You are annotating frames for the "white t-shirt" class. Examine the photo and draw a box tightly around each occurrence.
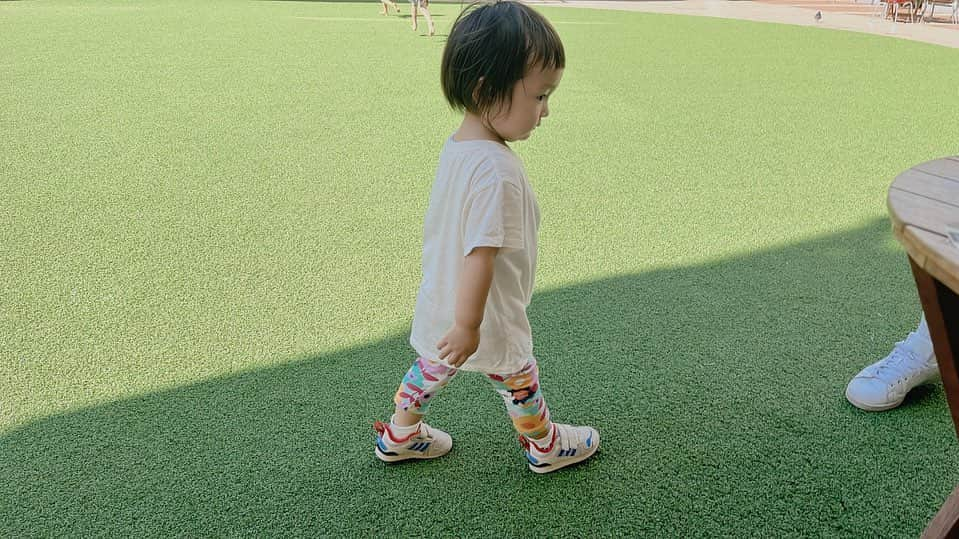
[409,136,540,374]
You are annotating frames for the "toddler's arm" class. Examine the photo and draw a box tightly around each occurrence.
[436,246,499,367]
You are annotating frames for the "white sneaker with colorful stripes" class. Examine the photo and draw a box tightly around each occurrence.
[521,423,599,474]
[373,420,453,462]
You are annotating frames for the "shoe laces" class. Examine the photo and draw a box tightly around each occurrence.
[870,341,930,384]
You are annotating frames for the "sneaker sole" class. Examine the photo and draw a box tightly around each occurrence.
[375,445,451,463]
[844,386,904,412]
[527,432,600,474]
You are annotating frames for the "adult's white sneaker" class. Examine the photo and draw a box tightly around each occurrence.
[846,332,938,411]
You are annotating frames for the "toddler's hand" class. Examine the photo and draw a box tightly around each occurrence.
[436,325,480,367]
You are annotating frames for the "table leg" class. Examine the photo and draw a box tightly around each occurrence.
[909,257,959,538]
[923,484,959,539]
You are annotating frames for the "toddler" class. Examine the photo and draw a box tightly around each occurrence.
[374,0,599,474]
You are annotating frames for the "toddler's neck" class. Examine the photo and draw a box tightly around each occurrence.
[454,113,507,146]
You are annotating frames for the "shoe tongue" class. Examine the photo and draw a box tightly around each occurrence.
[530,426,558,453]
[385,422,421,443]
[903,331,935,362]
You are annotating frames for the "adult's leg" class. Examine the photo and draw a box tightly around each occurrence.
[419,5,436,35]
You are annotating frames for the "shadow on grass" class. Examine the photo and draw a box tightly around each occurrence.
[2,218,957,536]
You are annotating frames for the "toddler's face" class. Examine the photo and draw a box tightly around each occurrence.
[487,65,563,142]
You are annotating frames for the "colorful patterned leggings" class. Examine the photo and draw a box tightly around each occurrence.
[394,356,552,440]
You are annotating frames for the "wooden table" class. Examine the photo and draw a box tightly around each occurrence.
[887,156,959,538]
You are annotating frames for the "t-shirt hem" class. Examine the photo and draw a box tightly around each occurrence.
[410,336,532,375]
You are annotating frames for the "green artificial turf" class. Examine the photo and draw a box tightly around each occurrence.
[2,0,958,536]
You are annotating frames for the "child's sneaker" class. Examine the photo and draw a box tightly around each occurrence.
[521,423,599,474]
[373,420,452,462]
[845,332,939,411]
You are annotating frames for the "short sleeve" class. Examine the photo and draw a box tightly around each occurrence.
[462,179,525,257]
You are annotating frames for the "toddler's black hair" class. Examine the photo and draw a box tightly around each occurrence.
[441,1,565,115]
